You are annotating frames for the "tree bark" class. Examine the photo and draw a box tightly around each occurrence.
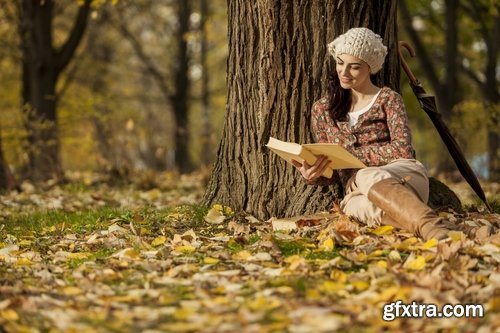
[200,0,212,167]
[19,0,91,181]
[172,0,194,173]
[203,0,400,220]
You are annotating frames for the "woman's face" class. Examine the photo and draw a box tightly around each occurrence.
[336,54,371,90]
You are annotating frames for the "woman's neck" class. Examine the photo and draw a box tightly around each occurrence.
[351,83,380,101]
[349,84,381,112]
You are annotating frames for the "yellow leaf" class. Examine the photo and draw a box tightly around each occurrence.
[18,239,32,247]
[0,309,19,321]
[306,289,321,300]
[203,257,220,265]
[356,252,368,262]
[396,237,418,250]
[418,238,439,250]
[377,286,399,302]
[60,286,83,296]
[405,255,426,270]
[151,235,167,247]
[371,225,393,235]
[68,252,92,260]
[351,280,370,291]
[320,280,345,293]
[140,227,151,235]
[16,258,32,266]
[213,204,233,215]
[330,270,348,283]
[109,294,141,303]
[124,248,141,259]
[369,249,384,257]
[285,255,307,270]
[204,207,225,224]
[167,213,184,220]
[232,250,252,260]
[174,245,195,254]
[388,250,402,262]
[319,237,335,251]
[449,230,465,241]
[376,260,388,269]
[246,296,281,311]
[42,226,57,234]
[173,307,196,320]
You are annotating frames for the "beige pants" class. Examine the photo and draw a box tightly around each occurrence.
[340,159,429,227]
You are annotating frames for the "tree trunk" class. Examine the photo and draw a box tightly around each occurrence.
[0,128,12,191]
[172,0,194,173]
[85,6,119,172]
[200,0,212,167]
[19,0,91,182]
[203,0,400,220]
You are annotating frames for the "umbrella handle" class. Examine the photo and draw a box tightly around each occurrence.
[398,41,419,86]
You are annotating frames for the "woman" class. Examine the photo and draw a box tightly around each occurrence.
[292,27,496,242]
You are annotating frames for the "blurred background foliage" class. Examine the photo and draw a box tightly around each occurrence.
[0,0,497,186]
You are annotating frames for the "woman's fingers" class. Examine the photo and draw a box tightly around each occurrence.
[307,156,331,180]
[291,156,331,181]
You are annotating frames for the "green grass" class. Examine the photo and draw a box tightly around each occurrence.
[1,207,128,237]
[273,238,308,256]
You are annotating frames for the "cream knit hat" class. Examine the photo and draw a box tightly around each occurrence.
[327,27,388,74]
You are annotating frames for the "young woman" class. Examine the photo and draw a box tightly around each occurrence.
[292,27,496,242]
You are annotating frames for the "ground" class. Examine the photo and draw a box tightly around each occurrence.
[0,171,499,332]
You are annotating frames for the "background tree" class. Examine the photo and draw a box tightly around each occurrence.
[399,0,499,181]
[19,0,92,181]
[116,0,194,174]
[203,0,400,220]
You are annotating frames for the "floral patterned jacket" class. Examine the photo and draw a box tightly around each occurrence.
[307,86,415,188]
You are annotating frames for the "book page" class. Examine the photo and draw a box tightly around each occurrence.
[303,144,366,169]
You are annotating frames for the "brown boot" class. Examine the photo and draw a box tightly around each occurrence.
[368,178,450,241]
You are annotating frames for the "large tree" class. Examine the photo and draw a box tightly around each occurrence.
[203,0,400,220]
[19,0,92,181]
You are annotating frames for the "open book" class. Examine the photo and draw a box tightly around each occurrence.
[266,137,366,178]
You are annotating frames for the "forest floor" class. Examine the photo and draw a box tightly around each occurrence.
[0,171,499,332]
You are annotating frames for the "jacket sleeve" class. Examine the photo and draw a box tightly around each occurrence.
[307,100,338,186]
[351,91,415,166]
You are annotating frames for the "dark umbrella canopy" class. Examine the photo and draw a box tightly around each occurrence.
[399,42,493,212]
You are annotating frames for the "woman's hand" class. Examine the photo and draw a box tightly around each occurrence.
[291,155,331,182]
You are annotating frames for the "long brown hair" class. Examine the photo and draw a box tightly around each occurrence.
[327,72,351,122]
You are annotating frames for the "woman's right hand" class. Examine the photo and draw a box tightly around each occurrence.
[291,155,331,182]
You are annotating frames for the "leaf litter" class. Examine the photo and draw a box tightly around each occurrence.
[0,172,499,332]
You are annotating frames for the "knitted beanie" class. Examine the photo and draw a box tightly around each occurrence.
[327,27,388,74]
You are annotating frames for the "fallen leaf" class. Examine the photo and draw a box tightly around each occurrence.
[151,235,167,247]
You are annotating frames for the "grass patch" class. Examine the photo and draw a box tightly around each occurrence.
[1,207,127,237]
[274,238,308,256]
[305,250,340,260]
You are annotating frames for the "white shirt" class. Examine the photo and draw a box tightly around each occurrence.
[348,90,382,127]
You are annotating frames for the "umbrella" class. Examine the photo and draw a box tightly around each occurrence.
[398,41,493,213]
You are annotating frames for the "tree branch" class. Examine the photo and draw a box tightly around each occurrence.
[459,63,484,87]
[398,0,442,94]
[115,15,172,102]
[55,0,92,73]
